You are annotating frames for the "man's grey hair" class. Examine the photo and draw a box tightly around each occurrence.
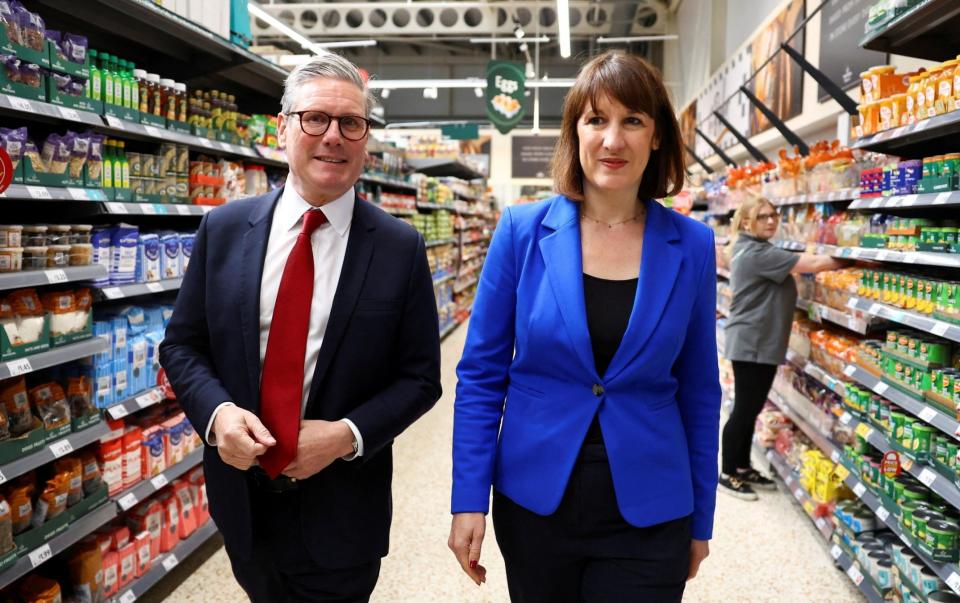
[280,52,375,117]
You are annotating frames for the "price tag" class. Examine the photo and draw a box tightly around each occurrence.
[815,517,826,530]
[151,389,165,403]
[853,482,866,497]
[847,565,864,585]
[175,204,191,215]
[102,287,122,300]
[876,251,890,261]
[840,412,853,425]
[914,119,931,131]
[201,205,213,214]
[946,572,960,593]
[49,439,73,458]
[876,506,890,522]
[873,382,889,396]
[932,322,950,337]
[849,248,862,259]
[831,544,843,560]
[25,185,52,200]
[146,282,164,293]
[28,544,52,568]
[846,297,858,310]
[934,193,951,205]
[150,474,169,490]
[44,269,68,284]
[855,423,874,439]
[105,115,125,129]
[903,253,918,264]
[785,475,795,486]
[66,187,88,201]
[868,303,882,315]
[57,106,81,121]
[831,450,841,463]
[135,393,155,409]
[902,195,918,207]
[919,407,938,422]
[108,404,129,419]
[198,138,213,148]
[219,142,232,152]
[119,590,137,603]
[793,488,804,500]
[118,492,138,510]
[919,468,937,487]
[141,204,157,215]
[143,125,162,138]
[106,202,127,214]
[869,198,882,208]
[6,96,34,114]
[5,358,32,377]
[162,554,179,572]
[0,470,6,486]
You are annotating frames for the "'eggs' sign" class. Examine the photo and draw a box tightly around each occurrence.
[486,61,525,134]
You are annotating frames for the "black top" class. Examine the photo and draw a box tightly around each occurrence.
[583,273,638,444]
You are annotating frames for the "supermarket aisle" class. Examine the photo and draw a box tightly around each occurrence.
[151,322,862,602]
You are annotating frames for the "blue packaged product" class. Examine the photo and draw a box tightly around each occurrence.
[92,319,113,363]
[160,305,173,326]
[136,234,161,283]
[91,227,112,286]
[110,224,139,285]
[145,331,164,387]
[112,315,128,365]
[118,305,147,335]
[92,360,113,408]
[127,334,147,394]
[113,356,129,401]
[179,233,195,273]
[141,306,164,332]
[160,233,181,279]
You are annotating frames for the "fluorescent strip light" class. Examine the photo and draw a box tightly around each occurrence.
[469,36,550,44]
[248,3,323,53]
[597,35,679,43]
[368,79,576,90]
[556,0,571,58]
[312,40,377,49]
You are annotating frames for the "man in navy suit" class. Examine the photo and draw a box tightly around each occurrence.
[159,52,441,602]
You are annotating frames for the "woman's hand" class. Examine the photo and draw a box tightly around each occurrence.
[448,513,488,586]
[687,539,710,580]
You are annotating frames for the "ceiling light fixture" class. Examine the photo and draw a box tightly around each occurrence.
[366,78,575,90]
[597,35,679,43]
[311,40,377,49]
[474,87,483,98]
[423,87,439,99]
[248,3,324,54]
[556,0,571,58]
[468,36,550,44]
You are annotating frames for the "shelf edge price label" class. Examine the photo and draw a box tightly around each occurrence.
[102,287,122,300]
[67,187,88,201]
[873,382,889,396]
[853,482,866,498]
[145,282,164,293]
[815,517,826,530]
[25,185,52,200]
[839,412,853,425]
[830,544,843,560]
[0,470,6,486]
[876,251,889,261]
[855,423,873,440]
[106,202,126,214]
[135,393,155,409]
[198,138,212,148]
[5,357,33,377]
[58,107,81,121]
[843,365,857,377]
[934,193,951,205]
[118,492,139,511]
[162,554,179,572]
[28,544,53,568]
[150,474,169,490]
[793,487,803,501]
[902,195,918,206]
[44,269,68,284]
[876,506,890,522]
[849,248,861,259]
[830,450,841,463]
[119,590,137,603]
[141,204,157,215]
[175,204,190,215]
[8,95,33,112]
[108,404,129,420]
[919,407,938,422]
[105,115,125,129]
[49,439,73,458]
[919,468,937,487]
[946,572,960,593]
[847,565,864,586]
[932,322,951,337]
[143,125,162,138]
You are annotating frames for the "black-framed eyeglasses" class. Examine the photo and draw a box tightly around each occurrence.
[755,211,780,222]
[287,110,371,141]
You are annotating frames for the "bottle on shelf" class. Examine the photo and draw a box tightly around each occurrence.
[133,69,148,114]
[88,49,101,101]
[175,82,188,123]
[127,61,139,111]
[102,140,114,189]
[101,52,114,106]
[118,141,130,189]
[110,55,123,109]
[147,73,162,117]
[159,78,176,121]
[119,59,131,110]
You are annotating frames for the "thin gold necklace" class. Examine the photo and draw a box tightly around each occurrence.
[580,206,646,229]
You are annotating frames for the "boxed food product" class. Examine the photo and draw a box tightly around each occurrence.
[118,540,136,588]
[101,550,119,597]
[134,530,152,577]
[98,435,124,496]
[158,491,180,553]
[127,499,164,561]
[122,426,143,490]
[173,479,196,539]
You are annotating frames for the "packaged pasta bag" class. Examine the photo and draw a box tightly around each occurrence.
[67,376,96,420]
[17,574,62,603]
[67,540,103,603]
[23,138,43,172]
[7,483,32,534]
[0,127,27,171]
[0,2,17,44]
[66,131,89,179]
[85,133,104,182]
[79,449,103,496]
[0,377,32,436]
[28,382,71,431]
[18,61,40,88]
[31,472,70,528]
[18,5,44,51]
[54,456,83,507]
[41,133,69,175]
[0,494,14,554]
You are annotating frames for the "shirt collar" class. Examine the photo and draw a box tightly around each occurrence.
[276,184,355,237]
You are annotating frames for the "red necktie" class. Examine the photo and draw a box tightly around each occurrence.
[258,209,328,478]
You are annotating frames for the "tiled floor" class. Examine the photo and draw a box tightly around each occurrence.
[145,322,862,602]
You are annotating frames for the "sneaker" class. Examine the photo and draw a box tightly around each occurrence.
[718,474,759,501]
[737,468,777,491]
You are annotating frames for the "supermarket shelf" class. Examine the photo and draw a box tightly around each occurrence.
[850,109,960,157]
[105,386,167,421]
[0,183,108,202]
[0,502,117,590]
[0,266,108,293]
[859,0,960,62]
[98,279,183,301]
[769,188,860,206]
[439,321,459,341]
[785,349,847,397]
[453,276,478,294]
[406,158,484,180]
[0,337,110,380]
[833,246,960,269]
[768,387,840,461]
[773,239,807,252]
[114,448,204,512]
[846,296,960,344]
[426,238,457,248]
[361,175,418,193]
[432,274,454,288]
[109,520,218,603]
[0,94,105,127]
[797,299,874,335]
[0,420,109,487]
[849,191,960,210]
[379,206,418,217]
[101,115,263,162]
[255,146,287,166]
[766,448,836,541]
[418,202,456,212]
[101,202,214,216]
[843,362,960,444]
[716,266,731,280]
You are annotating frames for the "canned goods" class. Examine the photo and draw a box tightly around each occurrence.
[891,411,908,440]
[926,519,959,561]
[903,420,915,449]
[929,590,960,602]
[913,508,943,542]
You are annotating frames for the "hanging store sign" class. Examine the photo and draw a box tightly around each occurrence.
[486,60,525,134]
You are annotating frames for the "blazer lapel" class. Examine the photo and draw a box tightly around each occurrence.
[305,197,375,412]
[605,200,681,381]
[239,188,282,411]
[538,196,598,379]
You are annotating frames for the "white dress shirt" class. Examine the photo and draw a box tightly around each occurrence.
[205,184,364,459]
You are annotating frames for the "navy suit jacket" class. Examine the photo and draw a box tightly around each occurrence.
[159,188,441,567]
[452,195,721,540]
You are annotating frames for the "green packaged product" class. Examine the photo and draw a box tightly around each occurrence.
[913,423,935,460]
[890,410,908,440]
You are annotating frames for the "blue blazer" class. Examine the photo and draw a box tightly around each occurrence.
[452,195,721,540]
[159,189,441,567]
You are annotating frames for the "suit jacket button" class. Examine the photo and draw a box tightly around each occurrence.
[592,384,604,396]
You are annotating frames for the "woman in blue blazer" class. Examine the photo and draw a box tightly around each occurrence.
[448,51,722,602]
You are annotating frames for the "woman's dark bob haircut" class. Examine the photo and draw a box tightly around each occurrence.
[551,51,686,201]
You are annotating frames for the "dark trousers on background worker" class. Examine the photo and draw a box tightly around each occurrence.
[721,360,779,476]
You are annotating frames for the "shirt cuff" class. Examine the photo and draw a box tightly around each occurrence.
[205,401,236,446]
[340,418,364,461]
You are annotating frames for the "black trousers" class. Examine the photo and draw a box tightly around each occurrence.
[492,438,692,603]
[721,360,779,476]
[224,484,380,603]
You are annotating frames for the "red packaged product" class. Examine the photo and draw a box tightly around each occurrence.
[122,426,143,490]
[98,437,124,496]
[117,541,136,588]
[134,530,152,577]
[95,532,112,556]
[157,491,180,552]
[127,500,163,561]
[109,525,130,551]
[188,469,208,526]
[101,550,119,597]
[173,480,196,539]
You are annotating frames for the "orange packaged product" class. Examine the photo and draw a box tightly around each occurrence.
[173,479,196,539]
[80,449,103,496]
[878,98,894,131]
[935,62,955,115]
[31,472,70,528]
[891,93,909,127]
[923,69,940,119]
[158,491,180,552]
[40,289,76,314]
[98,436,124,496]
[28,381,71,430]
[118,541,136,588]
[127,500,164,561]
[67,376,96,420]
[67,541,103,603]
[74,287,92,312]
[102,550,119,598]
[0,376,34,436]
[134,530,152,577]
[7,483,33,534]
[0,495,14,554]
[122,426,143,490]
[53,456,84,507]
[17,574,62,603]
[9,288,43,316]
